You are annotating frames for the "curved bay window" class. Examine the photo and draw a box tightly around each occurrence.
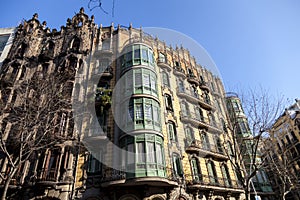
[122,98,161,132]
[121,44,155,71]
[123,68,158,97]
[120,134,165,178]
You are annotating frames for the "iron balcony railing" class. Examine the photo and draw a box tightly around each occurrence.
[176,87,214,110]
[186,174,242,189]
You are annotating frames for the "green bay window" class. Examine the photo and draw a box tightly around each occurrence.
[120,134,165,178]
[124,68,158,97]
[121,44,155,70]
[124,98,161,132]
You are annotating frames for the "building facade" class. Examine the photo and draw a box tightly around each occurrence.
[260,99,300,200]
[225,93,274,200]
[0,8,245,200]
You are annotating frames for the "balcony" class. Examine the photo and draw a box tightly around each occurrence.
[173,66,186,78]
[176,88,214,110]
[101,168,178,187]
[187,74,199,85]
[186,174,243,192]
[92,66,113,79]
[180,111,208,129]
[157,58,172,71]
[185,139,228,160]
[36,169,58,185]
[199,80,210,91]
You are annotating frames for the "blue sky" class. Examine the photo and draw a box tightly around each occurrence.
[1,0,299,102]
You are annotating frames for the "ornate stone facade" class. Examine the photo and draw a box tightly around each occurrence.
[0,8,244,200]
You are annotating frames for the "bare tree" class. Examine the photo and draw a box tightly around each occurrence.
[0,71,71,200]
[261,138,297,200]
[224,87,285,200]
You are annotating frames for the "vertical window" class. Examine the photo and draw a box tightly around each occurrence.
[173,154,183,177]
[133,45,141,64]
[70,37,80,51]
[221,164,231,187]
[147,142,155,163]
[181,102,189,116]
[159,52,166,63]
[191,158,201,181]
[168,121,177,142]
[204,91,210,104]
[185,127,194,146]
[215,136,224,154]
[165,94,173,111]
[232,101,241,112]
[87,153,102,174]
[127,143,134,166]
[141,46,148,62]
[178,80,185,92]
[195,107,204,121]
[290,131,298,142]
[207,160,218,184]
[135,103,143,124]
[201,132,210,150]
[156,144,163,164]
[145,103,152,121]
[102,39,110,50]
[137,142,146,163]
[162,71,170,87]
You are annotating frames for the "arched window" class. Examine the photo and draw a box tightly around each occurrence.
[195,107,204,121]
[207,160,218,185]
[172,153,183,177]
[70,37,80,51]
[221,163,232,187]
[201,131,210,150]
[180,101,189,116]
[178,79,185,92]
[16,42,27,57]
[190,157,202,182]
[162,71,170,87]
[168,121,177,142]
[165,94,173,111]
[215,136,224,154]
[185,127,194,146]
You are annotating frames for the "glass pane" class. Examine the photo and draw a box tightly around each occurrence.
[135,72,142,87]
[150,75,156,91]
[156,144,163,164]
[145,104,152,120]
[143,74,150,88]
[137,142,146,163]
[127,144,134,165]
[153,106,159,123]
[147,142,155,163]
[135,103,143,120]
[168,123,174,140]
[142,48,148,62]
